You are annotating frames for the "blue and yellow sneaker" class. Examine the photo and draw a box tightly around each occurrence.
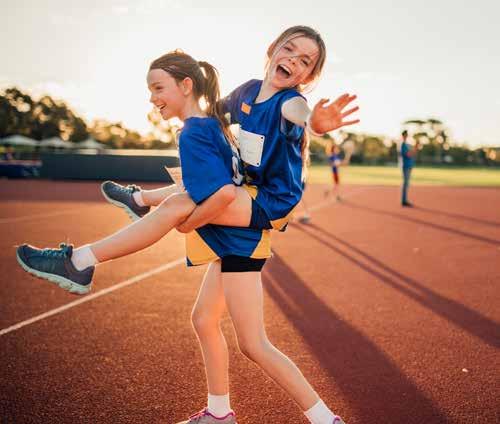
[101,181,150,221]
[16,243,94,295]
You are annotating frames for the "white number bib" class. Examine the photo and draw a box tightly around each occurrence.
[238,128,265,167]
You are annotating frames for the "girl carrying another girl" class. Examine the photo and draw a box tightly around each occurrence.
[17,26,359,423]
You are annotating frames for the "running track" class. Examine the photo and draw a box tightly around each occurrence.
[1,180,499,423]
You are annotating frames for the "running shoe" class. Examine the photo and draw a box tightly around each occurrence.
[16,243,94,294]
[176,408,237,424]
[101,181,150,221]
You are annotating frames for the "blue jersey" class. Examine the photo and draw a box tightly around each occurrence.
[400,142,415,169]
[328,153,341,170]
[223,79,305,231]
[178,117,271,266]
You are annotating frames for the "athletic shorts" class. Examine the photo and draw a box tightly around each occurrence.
[221,255,267,273]
[249,199,273,230]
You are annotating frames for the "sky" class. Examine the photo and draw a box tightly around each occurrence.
[1,0,499,147]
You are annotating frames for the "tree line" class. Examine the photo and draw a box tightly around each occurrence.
[1,86,498,166]
[0,87,177,150]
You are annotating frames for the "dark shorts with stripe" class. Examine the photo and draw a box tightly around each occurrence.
[221,255,267,273]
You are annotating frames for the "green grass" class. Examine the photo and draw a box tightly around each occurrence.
[308,165,500,187]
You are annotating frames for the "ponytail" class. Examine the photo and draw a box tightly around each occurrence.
[198,61,236,147]
[301,132,311,182]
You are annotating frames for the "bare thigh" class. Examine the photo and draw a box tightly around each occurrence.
[192,261,226,323]
[209,186,253,227]
[222,272,267,347]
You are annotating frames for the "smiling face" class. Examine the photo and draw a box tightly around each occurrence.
[267,35,320,90]
[147,68,186,121]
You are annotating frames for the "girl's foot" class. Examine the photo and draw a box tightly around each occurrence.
[101,181,151,221]
[176,408,237,424]
[333,416,346,424]
[16,243,94,294]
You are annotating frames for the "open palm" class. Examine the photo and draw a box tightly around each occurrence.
[310,94,359,134]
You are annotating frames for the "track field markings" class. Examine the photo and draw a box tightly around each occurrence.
[0,257,185,337]
[1,186,370,337]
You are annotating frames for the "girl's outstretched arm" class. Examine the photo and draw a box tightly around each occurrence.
[281,95,360,135]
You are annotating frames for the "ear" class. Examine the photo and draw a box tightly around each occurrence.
[180,77,193,96]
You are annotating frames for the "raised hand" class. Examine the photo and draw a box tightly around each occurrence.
[309,94,359,134]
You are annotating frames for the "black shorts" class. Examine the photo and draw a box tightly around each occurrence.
[221,255,267,273]
[249,199,273,230]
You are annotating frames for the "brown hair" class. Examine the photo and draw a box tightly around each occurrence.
[267,26,327,180]
[149,50,234,145]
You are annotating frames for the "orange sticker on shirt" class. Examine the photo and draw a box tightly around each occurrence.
[241,102,251,114]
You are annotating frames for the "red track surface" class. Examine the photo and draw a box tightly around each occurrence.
[1,180,499,424]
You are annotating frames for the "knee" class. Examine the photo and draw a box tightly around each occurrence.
[158,193,192,219]
[191,309,219,335]
[238,338,269,363]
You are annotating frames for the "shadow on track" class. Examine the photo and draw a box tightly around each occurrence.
[294,222,500,349]
[263,253,450,424]
[343,201,500,247]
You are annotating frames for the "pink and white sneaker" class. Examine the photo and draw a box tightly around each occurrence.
[333,416,346,424]
[176,408,237,424]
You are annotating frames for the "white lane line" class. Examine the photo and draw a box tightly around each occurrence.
[0,257,185,337]
[1,185,373,337]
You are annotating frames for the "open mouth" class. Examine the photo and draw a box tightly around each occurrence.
[276,64,291,78]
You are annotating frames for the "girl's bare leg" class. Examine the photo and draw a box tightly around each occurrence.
[91,192,195,262]
[141,184,180,206]
[203,186,253,227]
[93,185,252,263]
[222,272,319,411]
[191,261,230,395]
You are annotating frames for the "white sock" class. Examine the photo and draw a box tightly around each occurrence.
[207,393,232,418]
[304,399,336,424]
[71,244,99,271]
[132,190,146,206]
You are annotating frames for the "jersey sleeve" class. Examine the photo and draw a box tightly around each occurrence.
[222,80,258,124]
[179,124,233,204]
[279,91,306,142]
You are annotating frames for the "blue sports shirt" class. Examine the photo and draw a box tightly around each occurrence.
[223,79,305,230]
[329,153,340,170]
[178,117,271,266]
[400,142,415,169]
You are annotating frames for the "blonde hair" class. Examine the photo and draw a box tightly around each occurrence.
[267,26,327,180]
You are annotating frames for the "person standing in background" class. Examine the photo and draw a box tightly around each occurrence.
[400,130,419,207]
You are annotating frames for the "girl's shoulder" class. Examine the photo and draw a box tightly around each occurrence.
[279,87,305,102]
[183,116,219,132]
[226,79,262,103]
[239,79,262,92]
[180,117,219,142]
